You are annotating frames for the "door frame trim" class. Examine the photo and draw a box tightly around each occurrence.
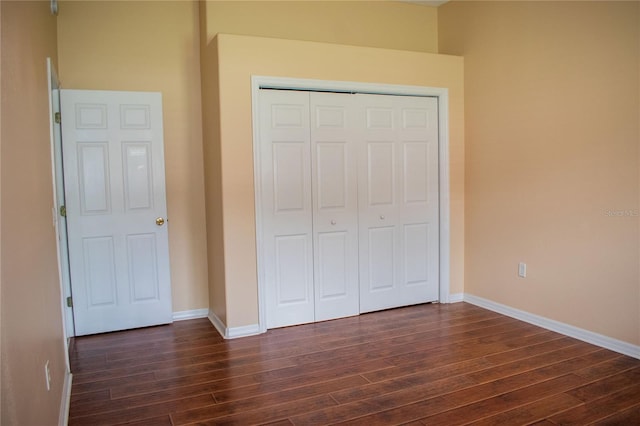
[47,58,75,355]
[251,76,451,334]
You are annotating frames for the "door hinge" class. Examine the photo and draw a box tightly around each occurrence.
[66,297,73,308]
[59,205,66,217]
[54,112,61,124]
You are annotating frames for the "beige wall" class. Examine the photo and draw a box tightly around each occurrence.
[1,1,67,424]
[439,1,640,345]
[57,1,208,312]
[209,34,464,327]
[199,5,227,324]
[203,0,438,53]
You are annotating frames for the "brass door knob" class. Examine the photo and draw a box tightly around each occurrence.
[156,217,165,226]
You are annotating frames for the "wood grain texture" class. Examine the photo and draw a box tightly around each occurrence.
[67,303,640,425]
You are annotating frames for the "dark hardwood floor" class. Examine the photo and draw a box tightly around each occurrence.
[68,302,640,425]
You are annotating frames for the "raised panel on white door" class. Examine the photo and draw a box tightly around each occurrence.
[122,142,153,211]
[368,142,394,206]
[403,223,428,286]
[316,143,346,210]
[366,108,393,129]
[75,104,107,129]
[275,235,311,305]
[273,142,306,212]
[126,233,159,302]
[403,142,430,204]
[310,92,359,322]
[120,105,151,129]
[368,226,395,292]
[402,108,430,129]
[83,236,117,307]
[403,222,438,303]
[260,90,314,328]
[317,232,348,299]
[78,143,111,215]
[272,104,305,128]
[316,106,346,128]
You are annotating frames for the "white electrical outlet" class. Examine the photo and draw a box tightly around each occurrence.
[44,360,51,391]
[518,262,527,278]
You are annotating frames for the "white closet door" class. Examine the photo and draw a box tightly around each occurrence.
[310,92,359,321]
[260,90,315,328]
[357,94,439,312]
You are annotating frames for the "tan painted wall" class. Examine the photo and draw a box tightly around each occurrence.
[210,34,464,327]
[199,3,227,323]
[57,1,208,312]
[0,0,4,419]
[1,1,67,424]
[203,0,438,53]
[439,1,640,345]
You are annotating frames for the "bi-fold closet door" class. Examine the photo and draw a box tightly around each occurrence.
[259,89,439,329]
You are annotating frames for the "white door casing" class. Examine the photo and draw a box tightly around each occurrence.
[357,94,440,312]
[61,89,172,336]
[310,92,360,321]
[252,76,451,334]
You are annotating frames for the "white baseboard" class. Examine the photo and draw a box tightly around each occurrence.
[172,309,209,321]
[448,293,464,303]
[58,371,72,426]
[207,310,227,338]
[464,294,640,360]
[208,310,262,339]
[227,323,262,339]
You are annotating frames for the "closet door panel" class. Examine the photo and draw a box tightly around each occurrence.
[358,95,399,312]
[358,94,439,312]
[311,92,359,321]
[260,90,315,328]
[398,98,440,304]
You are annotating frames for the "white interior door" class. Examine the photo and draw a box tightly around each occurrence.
[357,94,439,312]
[61,89,172,336]
[260,90,315,328]
[310,92,359,321]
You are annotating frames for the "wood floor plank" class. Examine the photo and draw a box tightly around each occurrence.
[363,325,552,383]
[294,369,585,425]
[69,394,215,426]
[152,355,298,381]
[593,403,640,425]
[67,303,640,426]
[416,382,584,425]
[567,366,640,402]
[548,384,640,425]
[467,344,605,384]
[330,358,489,405]
[71,381,222,418]
[69,389,110,405]
[329,374,586,426]
[108,370,259,399]
[214,358,394,404]
[113,414,173,426]
[172,375,367,424]
[465,393,584,426]
[260,420,294,426]
[71,372,157,395]
[572,354,640,380]
[175,394,337,425]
